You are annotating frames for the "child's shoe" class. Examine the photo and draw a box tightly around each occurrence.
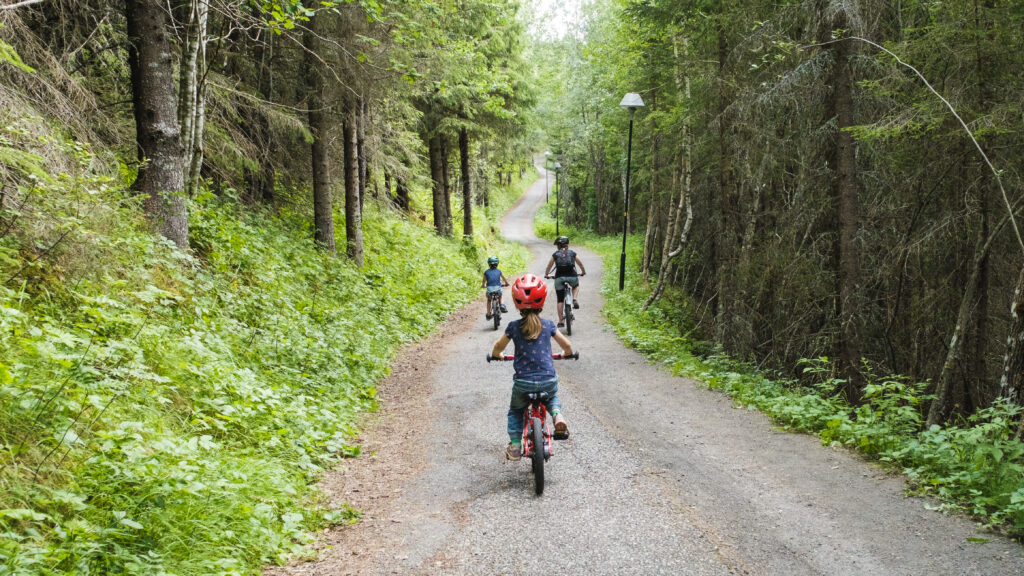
[486,312,493,320]
[500,304,508,313]
[505,442,521,461]
[573,301,580,309]
[553,414,570,440]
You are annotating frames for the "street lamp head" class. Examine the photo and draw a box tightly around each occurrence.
[553,162,561,170]
[544,151,551,156]
[620,92,645,116]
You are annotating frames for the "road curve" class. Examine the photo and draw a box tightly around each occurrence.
[268,164,1024,576]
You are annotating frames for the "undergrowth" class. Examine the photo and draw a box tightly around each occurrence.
[538,205,1024,538]
[0,118,528,574]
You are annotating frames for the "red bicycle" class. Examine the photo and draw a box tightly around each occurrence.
[486,352,579,495]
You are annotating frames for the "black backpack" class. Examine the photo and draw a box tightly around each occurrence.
[553,249,575,271]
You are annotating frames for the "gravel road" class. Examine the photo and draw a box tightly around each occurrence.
[267,166,1024,576]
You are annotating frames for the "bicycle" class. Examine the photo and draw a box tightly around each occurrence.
[486,352,579,495]
[545,275,576,335]
[487,291,502,330]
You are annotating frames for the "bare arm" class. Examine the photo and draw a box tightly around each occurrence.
[491,334,511,358]
[552,330,573,355]
[500,273,509,286]
[544,257,555,276]
[575,256,586,276]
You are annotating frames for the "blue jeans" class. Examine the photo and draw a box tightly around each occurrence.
[507,377,561,442]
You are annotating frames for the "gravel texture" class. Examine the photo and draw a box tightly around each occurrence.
[266,164,1024,576]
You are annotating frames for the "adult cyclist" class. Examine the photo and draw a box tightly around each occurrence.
[544,236,586,328]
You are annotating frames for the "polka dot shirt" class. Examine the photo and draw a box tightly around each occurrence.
[505,318,558,381]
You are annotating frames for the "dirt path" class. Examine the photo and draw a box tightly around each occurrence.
[266,166,1024,576]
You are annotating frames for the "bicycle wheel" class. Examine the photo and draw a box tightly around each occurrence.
[564,295,573,336]
[531,417,544,495]
[493,300,501,330]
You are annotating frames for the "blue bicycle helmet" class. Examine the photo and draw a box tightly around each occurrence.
[487,256,500,266]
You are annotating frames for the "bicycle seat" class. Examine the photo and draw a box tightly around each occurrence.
[525,391,550,402]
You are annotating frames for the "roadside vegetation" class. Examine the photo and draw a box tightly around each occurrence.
[0,1,532,572]
[0,124,528,574]
[538,204,1024,537]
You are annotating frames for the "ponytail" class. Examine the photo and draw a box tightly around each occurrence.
[520,310,542,341]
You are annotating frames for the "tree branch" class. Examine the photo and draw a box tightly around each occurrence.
[0,0,46,9]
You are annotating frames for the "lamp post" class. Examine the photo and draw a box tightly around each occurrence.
[544,150,551,202]
[553,161,562,235]
[619,92,645,291]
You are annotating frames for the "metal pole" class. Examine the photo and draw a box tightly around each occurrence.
[557,168,565,235]
[545,165,549,202]
[619,112,634,291]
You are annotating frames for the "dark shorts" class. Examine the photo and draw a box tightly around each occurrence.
[554,276,579,302]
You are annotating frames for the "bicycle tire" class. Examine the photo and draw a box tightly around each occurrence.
[531,417,544,495]
[565,294,573,336]
[493,304,501,330]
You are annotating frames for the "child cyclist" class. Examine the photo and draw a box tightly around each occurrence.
[482,256,509,319]
[490,274,572,460]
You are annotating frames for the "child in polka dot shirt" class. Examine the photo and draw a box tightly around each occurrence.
[490,274,572,461]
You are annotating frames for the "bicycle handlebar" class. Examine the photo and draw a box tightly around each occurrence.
[487,352,579,362]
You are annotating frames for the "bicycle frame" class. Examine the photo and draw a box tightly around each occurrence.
[521,398,551,460]
[486,352,578,496]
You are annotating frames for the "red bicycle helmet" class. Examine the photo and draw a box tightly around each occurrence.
[511,274,547,310]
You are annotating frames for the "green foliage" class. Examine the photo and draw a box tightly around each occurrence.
[576,229,1024,537]
[0,134,524,574]
[0,25,34,74]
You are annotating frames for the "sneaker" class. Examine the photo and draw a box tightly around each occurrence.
[500,304,508,313]
[573,301,580,309]
[505,442,521,461]
[486,313,492,320]
[557,321,565,327]
[553,415,570,440]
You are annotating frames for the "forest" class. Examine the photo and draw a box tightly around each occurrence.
[535,0,1024,424]
[1,0,1024,573]
[0,0,533,573]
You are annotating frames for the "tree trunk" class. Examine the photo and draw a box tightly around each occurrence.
[248,28,276,205]
[395,177,409,212]
[644,149,693,311]
[641,88,660,283]
[303,23,334,253]
[460,127,473,239]
[928,221,992,425]
[126,0,188,249]
[344,102,363,266]
[832,27,864,402]
[641,199,659,283]
[715,26,739,354]
[1000,268,1024,410]
[441,136,452,231]
[970,0,995,411]
[429,133,450,236]
[645,32,692,312]
[357,97,367,214]
[176,0,208,199]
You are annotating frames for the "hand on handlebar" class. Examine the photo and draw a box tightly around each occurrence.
[488,352,579,361]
